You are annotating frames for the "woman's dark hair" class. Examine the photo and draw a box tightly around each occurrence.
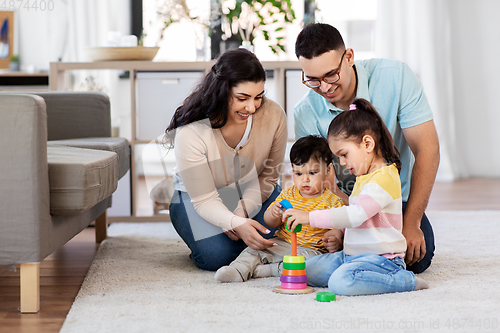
[164,48,266,147]
[327,98,402,172]
[295,23,345,59]
[290,135,333,166]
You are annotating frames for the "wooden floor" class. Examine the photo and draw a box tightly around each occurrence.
[1,177,499,333]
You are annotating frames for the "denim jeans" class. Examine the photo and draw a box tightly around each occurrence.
[306,251,416,296]
[403,202,435,274]
[169,185,281,271]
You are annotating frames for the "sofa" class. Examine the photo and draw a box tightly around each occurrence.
[0,91,130,313]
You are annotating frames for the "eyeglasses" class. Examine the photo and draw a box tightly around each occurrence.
[302,50,347,88]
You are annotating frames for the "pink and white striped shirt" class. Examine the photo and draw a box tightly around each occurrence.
[309,164,406,258]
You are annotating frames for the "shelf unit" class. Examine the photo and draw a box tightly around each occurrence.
[49,60,303,222]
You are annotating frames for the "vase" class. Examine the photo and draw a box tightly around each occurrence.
[240,41,254,53]
[9,61,19,71]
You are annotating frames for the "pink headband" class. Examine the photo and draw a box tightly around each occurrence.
[349,104,357,111]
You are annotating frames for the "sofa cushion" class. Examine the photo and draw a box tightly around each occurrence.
[48,137,130,179]
[47,146,118,215]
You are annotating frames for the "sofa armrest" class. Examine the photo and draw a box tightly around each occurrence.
[34,91,111,140]
[0,94,51,266]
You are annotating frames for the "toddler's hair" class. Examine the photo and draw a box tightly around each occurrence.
[327,98,402,172]
[290,135,333,166]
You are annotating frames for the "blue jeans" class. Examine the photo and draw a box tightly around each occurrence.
[169,185,281,271]
[306,251,416,296]
[403,202,435,274]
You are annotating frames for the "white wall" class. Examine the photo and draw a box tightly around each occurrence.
[16,8,51,71]
[375,0,500,179]
[16,0,131,71]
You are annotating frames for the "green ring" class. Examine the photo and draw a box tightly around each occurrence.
[316,292,336,302]
[286,223,302,233]
[282,262,306,270]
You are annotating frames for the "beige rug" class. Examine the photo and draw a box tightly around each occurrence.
[60,211,500,333]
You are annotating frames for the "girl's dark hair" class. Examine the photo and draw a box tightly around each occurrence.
[327,98,402,172]
[295,23,345,59]
[164,48,266,147]
[290,135,333,166]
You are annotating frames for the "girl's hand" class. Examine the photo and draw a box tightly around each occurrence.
[322,228,344,253]
[282,209,310,231]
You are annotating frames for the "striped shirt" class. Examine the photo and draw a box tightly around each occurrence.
[309,164,406,257]
[270,185,344,252]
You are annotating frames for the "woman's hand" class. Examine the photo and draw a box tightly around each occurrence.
[224,229,241,241]
[322,228,344,253]
[282,208,310,231]
[233,219,277,251]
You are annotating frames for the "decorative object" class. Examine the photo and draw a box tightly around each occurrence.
[0,11,14,69]
[220,0,296,54]
[273,199,314,294]
[154,0,209,61]
[9,54,19,71]
[84,46,160,61]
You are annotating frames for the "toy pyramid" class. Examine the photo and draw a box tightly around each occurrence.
[273,199,314,294]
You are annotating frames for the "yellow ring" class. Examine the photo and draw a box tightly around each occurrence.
[283,255,305,264]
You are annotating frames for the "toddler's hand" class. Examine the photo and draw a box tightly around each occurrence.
[270,202,284,219]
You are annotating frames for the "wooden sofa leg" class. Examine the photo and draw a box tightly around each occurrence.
[20,262,40,313]
[95,211,108,243]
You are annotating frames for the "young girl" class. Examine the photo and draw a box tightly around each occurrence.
[283,98,429,295]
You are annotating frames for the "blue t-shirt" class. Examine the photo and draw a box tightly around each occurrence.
[294,58,434,201]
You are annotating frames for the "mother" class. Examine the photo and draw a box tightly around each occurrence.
[165,48,287,271]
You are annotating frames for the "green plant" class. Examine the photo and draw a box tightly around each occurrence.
[220,0,296,54]
[10,54,19,62]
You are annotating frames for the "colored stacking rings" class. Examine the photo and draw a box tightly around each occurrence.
[282,255,306,270]
[280,255,308,290]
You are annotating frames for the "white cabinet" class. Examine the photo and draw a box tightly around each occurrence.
[135,71,204,141]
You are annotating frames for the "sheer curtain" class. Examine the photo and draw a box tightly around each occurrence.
[47,0,131,62]
[374,0,458,180]
[375,0,500,180]
[47,0,132,137]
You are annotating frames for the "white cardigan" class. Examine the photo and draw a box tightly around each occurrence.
[173,99,287,230]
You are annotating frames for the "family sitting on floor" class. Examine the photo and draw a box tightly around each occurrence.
[164,23,439,296]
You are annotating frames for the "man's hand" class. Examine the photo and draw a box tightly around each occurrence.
[233,219,277,251]
[402,223,426,265]
[322,228,344,253]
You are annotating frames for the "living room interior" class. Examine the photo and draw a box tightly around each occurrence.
[1,0,500,332]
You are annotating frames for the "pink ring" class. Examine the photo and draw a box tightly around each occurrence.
[281,282,308,289]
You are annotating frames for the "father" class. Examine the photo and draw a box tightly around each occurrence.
[293,23,439,274]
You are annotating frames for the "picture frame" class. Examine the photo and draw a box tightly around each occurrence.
[0,11,14,69]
